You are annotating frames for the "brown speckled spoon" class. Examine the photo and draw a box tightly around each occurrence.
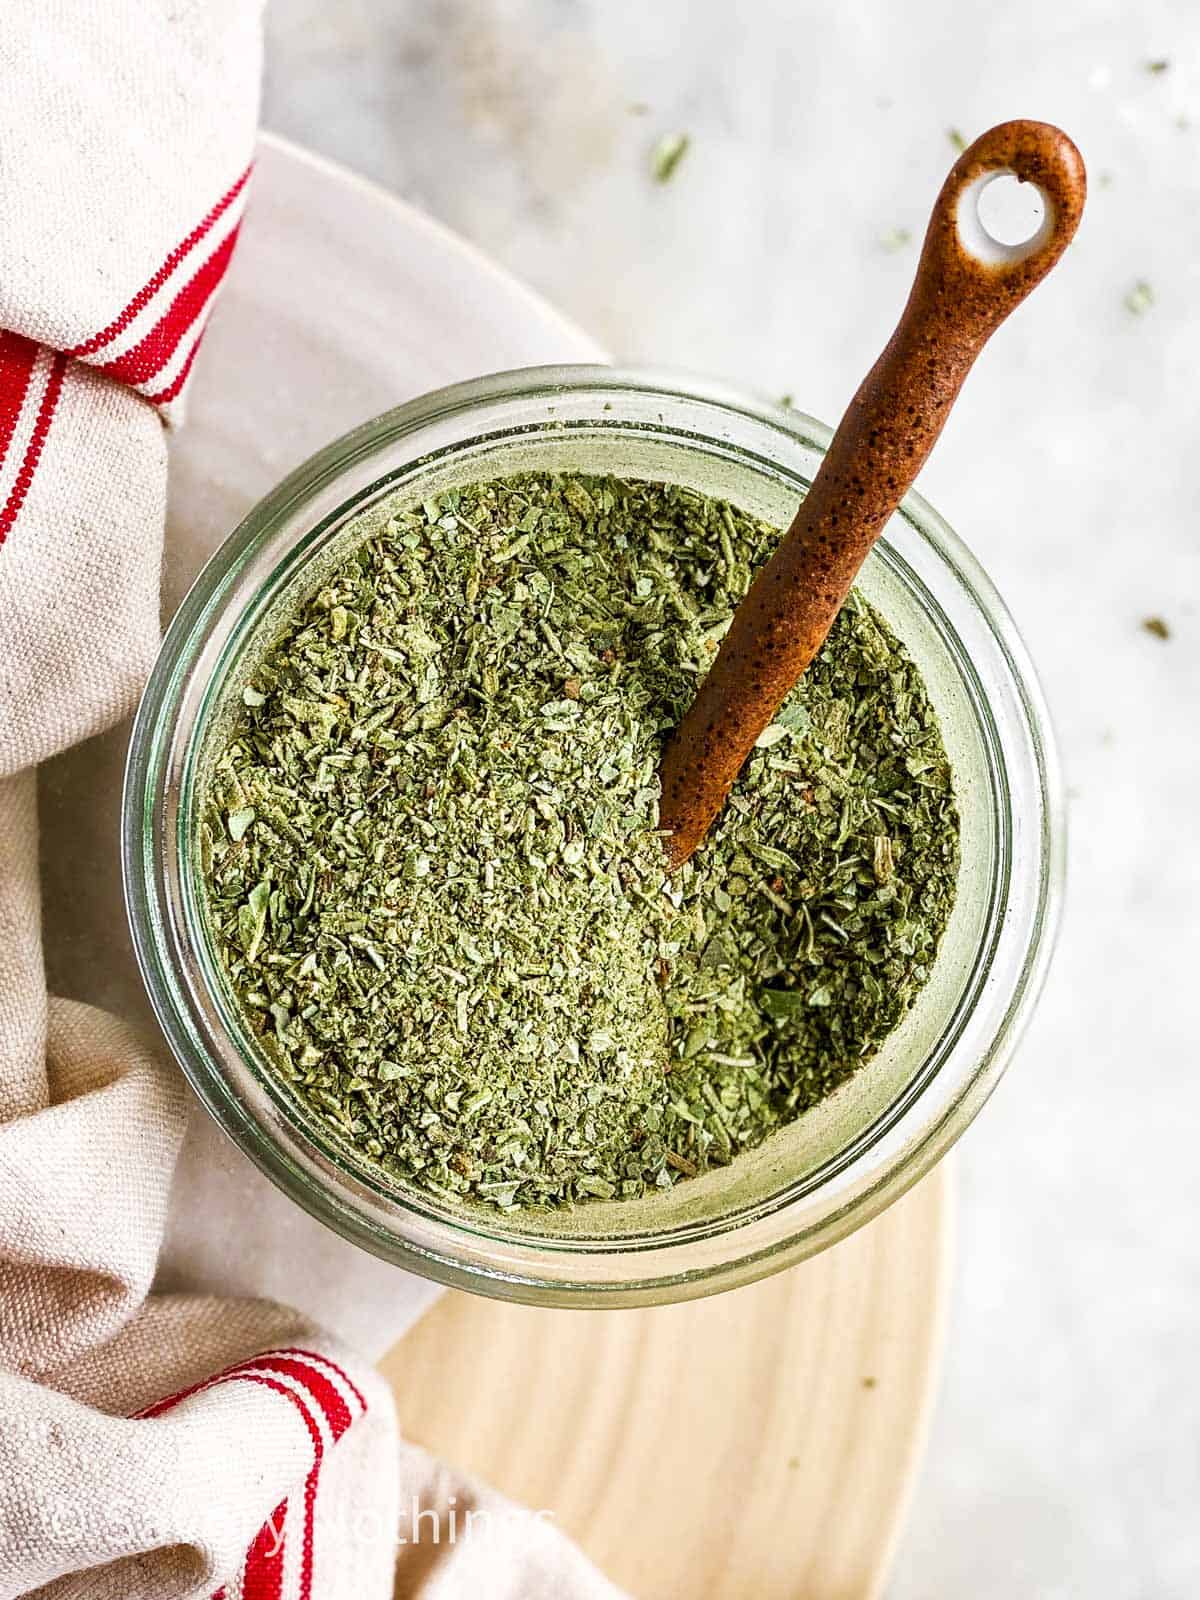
[659,119,1085,868]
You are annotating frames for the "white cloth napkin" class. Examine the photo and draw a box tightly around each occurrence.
[0,5,625,1597]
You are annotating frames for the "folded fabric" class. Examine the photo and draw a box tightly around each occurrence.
[0,5,626,1596]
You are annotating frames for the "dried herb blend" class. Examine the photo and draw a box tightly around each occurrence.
[200,474,959,1210]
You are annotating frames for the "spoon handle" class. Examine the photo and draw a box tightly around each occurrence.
[659,119,1085,869]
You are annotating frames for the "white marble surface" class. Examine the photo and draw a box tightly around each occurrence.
[259,4,1200,1595]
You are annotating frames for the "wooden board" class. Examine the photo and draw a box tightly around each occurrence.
[381,1164,950,1598]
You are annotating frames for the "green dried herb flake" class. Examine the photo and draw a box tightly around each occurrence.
[201,473,959,1211]
[1125,280,1155,316]
[652,132,690,183]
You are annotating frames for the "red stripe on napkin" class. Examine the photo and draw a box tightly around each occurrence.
[143,329,205,405]
[137,1347,366,1417]
[300,1464,319,1600]
[251,1356,356,1439]
[141,1347,367,1600]
[66,166,251,359]
[234,1373,324,1600]
[0,332,39,468]
[0,349,66,549]
[93,226,241,389]
[273,1346,369,1413]
[241,1498,288,1600]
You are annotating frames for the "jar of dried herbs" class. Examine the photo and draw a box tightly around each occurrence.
[126,369,1061,1302]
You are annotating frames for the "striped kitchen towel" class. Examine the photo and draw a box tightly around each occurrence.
[0,5,625,1599]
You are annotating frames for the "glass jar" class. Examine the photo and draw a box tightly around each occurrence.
[123,366,1063,1306]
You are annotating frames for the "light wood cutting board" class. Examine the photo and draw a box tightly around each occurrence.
[382,1164,950,1598]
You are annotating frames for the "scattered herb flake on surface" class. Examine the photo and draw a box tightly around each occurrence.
[1142,615,1171,640]
[652,132,690,183]
[1146,59,1171,74]
[947,127,967,152]
[201,474,959,1210]
[880,226,912,253]
[1125,279,1155,316]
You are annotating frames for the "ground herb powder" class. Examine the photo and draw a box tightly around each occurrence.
[201,474,959,1210]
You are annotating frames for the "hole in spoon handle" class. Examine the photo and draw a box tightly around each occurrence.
[922,119,1087,331]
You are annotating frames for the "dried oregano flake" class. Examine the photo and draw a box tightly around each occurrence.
[200,473,959,1210]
